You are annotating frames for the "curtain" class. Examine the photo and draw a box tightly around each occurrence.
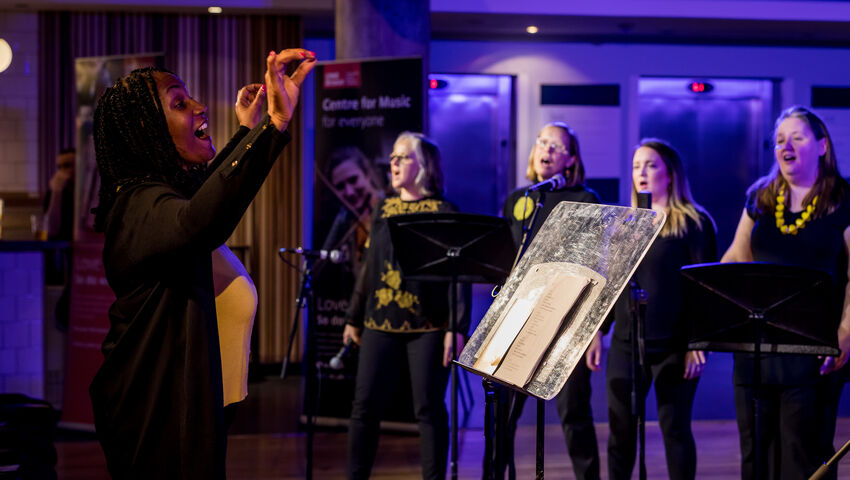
[38,11,304,363]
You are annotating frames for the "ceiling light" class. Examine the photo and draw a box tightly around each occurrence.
[526,26,539,34]
[0,39,12,73]
[208,6,222,14]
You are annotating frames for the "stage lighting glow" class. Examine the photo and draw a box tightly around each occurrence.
[0,39,12,74]
[208,6,223,14]
[526,26,539,34]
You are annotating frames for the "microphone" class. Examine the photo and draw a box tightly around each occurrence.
[526,173,566,192]
[329,339,356,370]
[278,246,346,264]
[637,191,652,209]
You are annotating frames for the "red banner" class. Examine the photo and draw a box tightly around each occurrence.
[61,240,112,427]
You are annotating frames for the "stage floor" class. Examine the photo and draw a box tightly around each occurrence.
[56,375,850,479]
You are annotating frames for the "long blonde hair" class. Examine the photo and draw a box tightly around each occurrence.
[632,138,713,238]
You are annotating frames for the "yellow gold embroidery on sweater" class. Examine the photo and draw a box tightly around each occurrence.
[372,261,419,314]
[381,197,441,218]
[381,264,402,290]
[364,316,438,332]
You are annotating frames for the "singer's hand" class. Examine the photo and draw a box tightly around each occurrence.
[443,332,465,367]
[683,350,707,379]
[343,324,361,346]
[585,331,604,372]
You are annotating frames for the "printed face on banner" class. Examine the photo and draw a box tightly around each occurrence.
[331,158,376,213]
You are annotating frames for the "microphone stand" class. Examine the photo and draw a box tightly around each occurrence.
[629,281,648,480]
[631,191,651,480]
[277,252,317,480]
[484,187,545,480]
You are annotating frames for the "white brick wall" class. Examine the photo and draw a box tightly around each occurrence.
[0,251,45,399]
[0,13,39,193]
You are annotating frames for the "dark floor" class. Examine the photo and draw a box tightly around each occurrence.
[54,373,850,479]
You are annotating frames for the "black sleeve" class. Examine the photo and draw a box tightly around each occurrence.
[105,117,290,271]
[745,189,759,220]
[502,191,514,221]
[600,305,615,334]
[344,260,369,329]
[206,125,251,174]
[688,212,718,264]
[344,206,382,328]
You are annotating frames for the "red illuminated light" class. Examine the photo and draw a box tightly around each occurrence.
[687,81,714,94]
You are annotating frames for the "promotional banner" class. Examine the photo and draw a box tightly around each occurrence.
[61,54,159,427]
[311,57,423,422]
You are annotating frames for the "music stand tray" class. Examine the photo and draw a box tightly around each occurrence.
[682,262,838,356]
[387,212,516,284]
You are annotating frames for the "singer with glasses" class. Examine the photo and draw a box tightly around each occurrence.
[343,132,469,480]
[596,138,716,480]
[88,49,316,478]
[722,106,850,479]
[498,122,602,480]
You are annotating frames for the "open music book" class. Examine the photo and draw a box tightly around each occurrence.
[472,262,605,389]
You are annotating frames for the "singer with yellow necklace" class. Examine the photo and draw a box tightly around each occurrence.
[722,106,850,479]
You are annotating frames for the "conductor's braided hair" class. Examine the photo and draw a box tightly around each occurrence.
[92,67,206,231]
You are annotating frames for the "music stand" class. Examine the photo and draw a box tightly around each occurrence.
[387,212,516,480]
[681,262,838,480]
[458,202,665,479]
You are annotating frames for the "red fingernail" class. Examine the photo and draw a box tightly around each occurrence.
[260,84,266,92]
[309,51,316,57]
[269,50,275,56]
[299,51,305,57]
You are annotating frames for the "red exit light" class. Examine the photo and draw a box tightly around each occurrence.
[688,81,714,93]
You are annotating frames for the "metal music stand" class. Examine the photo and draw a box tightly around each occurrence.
[458,202,665,480]
[387,212,516,480]
[681,262,838,480]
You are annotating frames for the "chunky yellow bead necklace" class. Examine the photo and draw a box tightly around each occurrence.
[775,186,817,235]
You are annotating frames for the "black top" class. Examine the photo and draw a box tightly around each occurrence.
[734,188,850,385]
[345,195,470,334]
[89,118,287,479]
[610,211,717,353]
[502,184,600,252]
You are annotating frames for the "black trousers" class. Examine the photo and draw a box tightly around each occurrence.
[503,358,600,480]
[606,343,698,480]
[348,329,449,480]
[734,372,843,480]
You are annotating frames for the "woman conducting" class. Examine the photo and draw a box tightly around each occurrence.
[343,132,468,480]
[597,138,715,480]
[500,122,601,480]
[722,106,850,479]
[88,49,316,478]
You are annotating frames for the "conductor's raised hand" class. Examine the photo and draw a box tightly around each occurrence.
[235,83,266,129]
[265,48,317,132]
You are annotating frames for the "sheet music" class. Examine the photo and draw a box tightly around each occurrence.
[495,272,591,387]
